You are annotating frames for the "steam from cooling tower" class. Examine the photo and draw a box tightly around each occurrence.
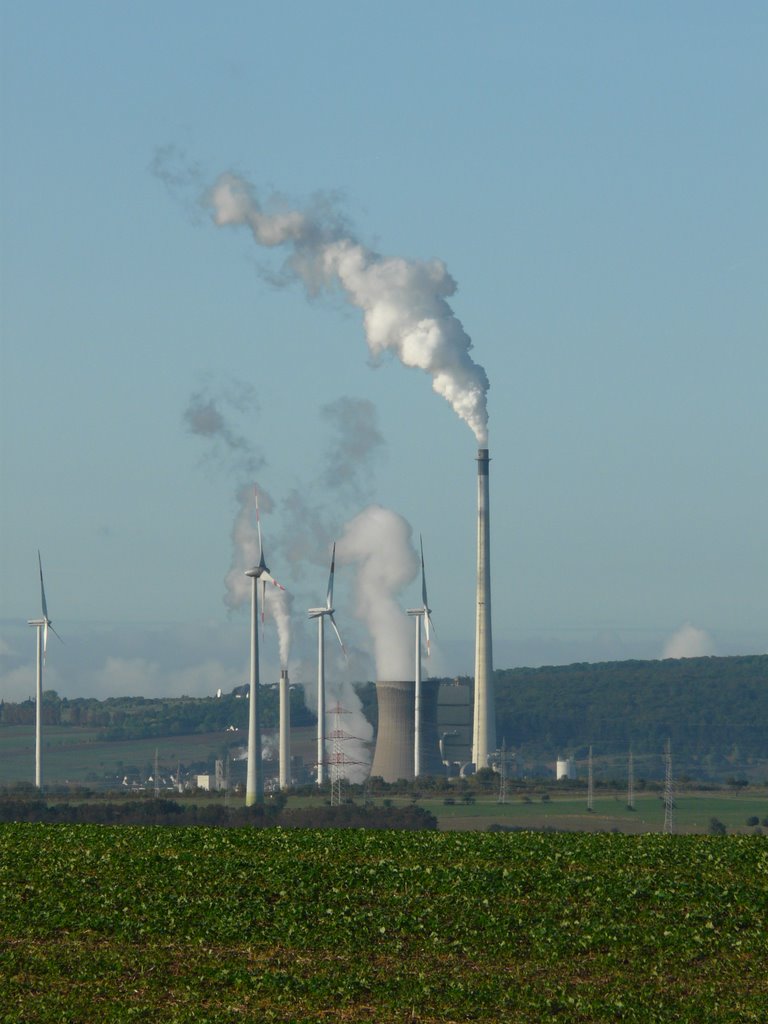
[336,505,419,680]
[207,174,490,443]
[662,623,715,659]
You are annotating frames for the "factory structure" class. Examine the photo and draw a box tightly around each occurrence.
[366,447,497,781]
[227,448,501,795]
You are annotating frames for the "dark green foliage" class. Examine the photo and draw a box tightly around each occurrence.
[0,825,766,1022]
[708,817,728,835]
[493,654,768,763]
[0,685,316,739]
[0,796,436,831]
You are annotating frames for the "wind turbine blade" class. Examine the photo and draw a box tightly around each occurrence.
[260,569,285,591]
[424,612,435,657]
[326,543,336,609]
[253,486,263,561]
[329,613,347,659]
[49,624,64,644]
[38,551,49,621]
[420,534,429,610]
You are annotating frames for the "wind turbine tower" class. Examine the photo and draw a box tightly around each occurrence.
[309,544,345,786]
[244,490,285,806]
[407,535,435,779]
[278,669,291,790]
[27,551,62,790]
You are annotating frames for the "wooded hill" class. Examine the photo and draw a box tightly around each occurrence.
[2,655,766,776]
[492,655,768,772]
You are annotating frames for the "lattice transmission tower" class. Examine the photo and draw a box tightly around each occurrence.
[587,745,594,812]
[327,703,366,806]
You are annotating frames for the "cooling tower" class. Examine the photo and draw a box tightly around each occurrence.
[472,447,496,768]
[279,669,290,790]
[370,679,443,783]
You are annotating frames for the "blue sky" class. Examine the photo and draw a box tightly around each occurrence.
[1,1,766,704]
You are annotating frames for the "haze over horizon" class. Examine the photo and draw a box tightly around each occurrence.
[1,2,766,703]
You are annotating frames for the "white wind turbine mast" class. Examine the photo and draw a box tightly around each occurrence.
[27,551,63,789]
[308,543,346,786]
[244,488,285,806]
[407,534,435,779]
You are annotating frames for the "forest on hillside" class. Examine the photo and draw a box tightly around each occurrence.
[493,655,768,768]
[2,655,766,772]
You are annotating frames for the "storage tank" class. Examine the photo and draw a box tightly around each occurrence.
[556,757,576,780]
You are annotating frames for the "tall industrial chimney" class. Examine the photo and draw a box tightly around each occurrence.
[472,447,496,768]
[279,669,290,790]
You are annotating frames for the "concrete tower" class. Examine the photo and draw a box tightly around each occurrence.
[278,669,290,790]
[370,679,443,783]
[472,447,496,768]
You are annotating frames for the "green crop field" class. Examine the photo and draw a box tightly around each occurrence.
[0,824,765,1023]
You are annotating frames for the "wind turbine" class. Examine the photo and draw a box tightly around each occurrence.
[407,535,435,778]
[244,489,285,806]
[308,543,345,786]
[27,551,63,789]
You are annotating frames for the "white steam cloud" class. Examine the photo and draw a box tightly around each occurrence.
[225,484,292,669]
[662,623,715,660]
[206,174,490,443]
[336,505,419,680]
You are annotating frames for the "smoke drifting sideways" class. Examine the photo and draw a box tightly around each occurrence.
[336,505,420,681]
[206,173,490,444]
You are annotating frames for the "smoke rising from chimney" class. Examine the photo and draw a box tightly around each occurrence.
[206,174,490,442]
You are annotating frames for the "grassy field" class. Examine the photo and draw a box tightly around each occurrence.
[0,824,766,1023]
[0,725,241,787]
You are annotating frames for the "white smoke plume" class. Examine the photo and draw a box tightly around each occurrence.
[224,484,292,668]
[336,505,419,680]
[662,623,715,660]
[206,174,490,443]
